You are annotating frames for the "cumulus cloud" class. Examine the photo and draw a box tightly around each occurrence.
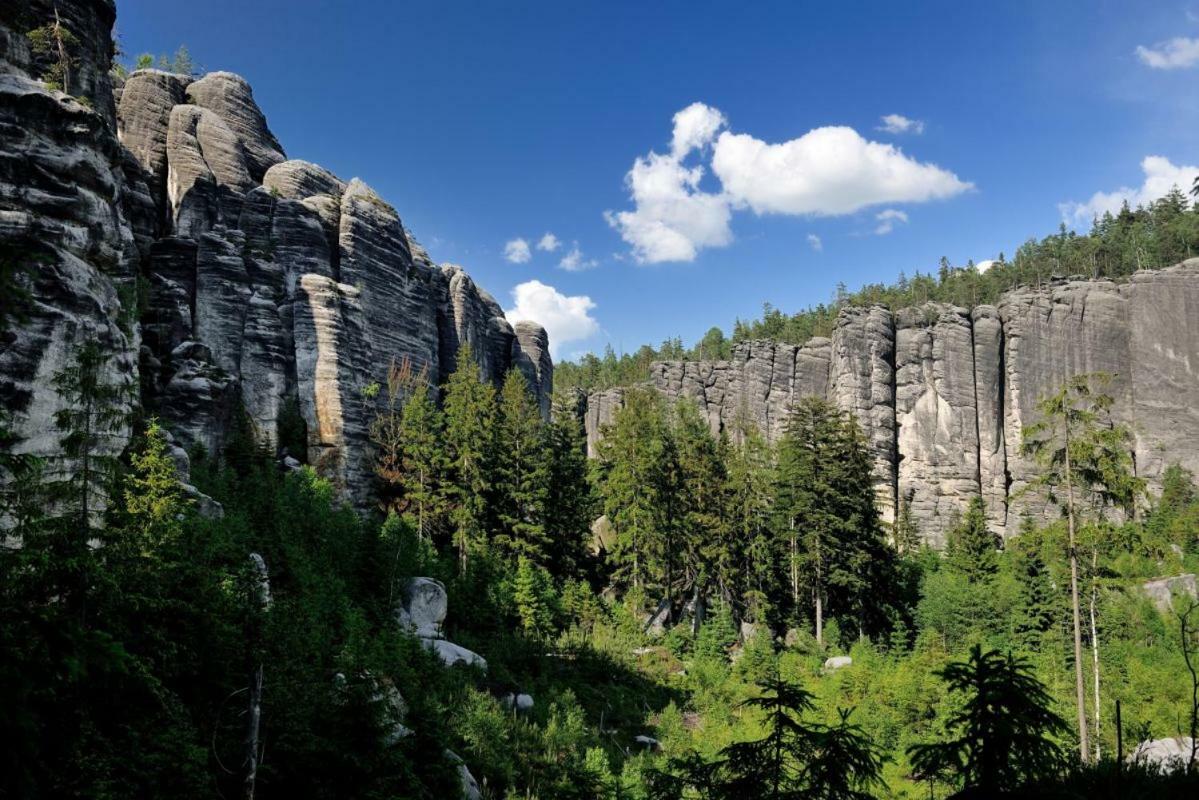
[975,259,996,274]
[1059,156,1199,224]
[1136,36,1199,69]
[505,279,599,358]
[671,102,728,157]
[604,151,734,263]
[536,232,561,252]
[712,126,970,216]
[877,113,925,135]
[807,233,823,251]
[558,242,599,272]
[606,103,970,264]
[503,238,531,264]
[874,208,909,235]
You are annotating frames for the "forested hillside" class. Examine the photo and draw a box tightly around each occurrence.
[558,191,1199,394]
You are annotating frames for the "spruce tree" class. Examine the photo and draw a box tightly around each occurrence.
[945,496,997,581]
[1020,373,1144,762]
[442,343,496,572]
[493,370,551,564]
[773,397,883,646]
[671,400,727,625]
[122,420,189,553]
[595,388,671,592]
[543,390,594,578]
[724,414,775,624]
[396,381,448,542]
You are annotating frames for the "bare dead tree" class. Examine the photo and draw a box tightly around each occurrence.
[1179,596,1199,775]
[244,553,272,800]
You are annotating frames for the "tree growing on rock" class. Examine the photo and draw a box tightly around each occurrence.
[26,9,79,94]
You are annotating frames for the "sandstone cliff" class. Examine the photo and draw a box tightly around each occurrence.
[587,261,1199,545]
[0,0,551,511]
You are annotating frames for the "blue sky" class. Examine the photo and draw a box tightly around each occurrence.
[116,0,1199,361]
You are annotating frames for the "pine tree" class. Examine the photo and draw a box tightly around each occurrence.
[122,420,189,554]
[513,555,554,638]
[595,388,672,591]
[543,390,594,578]
[1020,373,1144,762]
[369,357,429,516]
[670,400,726,622]
[442,343,496,572]
[396,381,448,542]
[908,645,1068,792]
[493,371,551,564]
[773,397,884,645]
[724,414,775,624]
[945,496,997,581]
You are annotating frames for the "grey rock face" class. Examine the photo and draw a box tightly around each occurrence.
[262,159,344,200]
[1000,279,1134,527]
[1141,573,1197,614]
[185,71,284,181]
[117,69,189,226]
[587,261,1199,545]
[165,104,252,236]
[0,3,137,510]
[512,321,553,418]
[894,305,979,547]
[971,305,1007,536]
[829,306,897,525]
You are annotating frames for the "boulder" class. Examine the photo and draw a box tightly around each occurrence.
[501,693,535,714]
[1142,574,1198,614]
[445,750,482,800]
[1128,737,1196,773]
[396,577,448,639]
[823,656,853,672]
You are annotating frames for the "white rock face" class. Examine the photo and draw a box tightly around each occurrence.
[446,750,483,800]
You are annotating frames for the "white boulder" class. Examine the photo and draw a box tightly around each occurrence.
[396,577,448,639]
[1129,737,1196,773]
[823,655,853,672]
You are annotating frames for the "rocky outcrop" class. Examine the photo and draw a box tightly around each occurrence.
[0,0,553,517]
[587,260,1199,544]
[0,1,138,514]
[1141,574,1197,613]
[395,577,488,671]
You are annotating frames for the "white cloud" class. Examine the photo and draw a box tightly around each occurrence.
[604,151,733,263]
[536,232,561,252]
[606,103,970,264]
[874,208,909,235]
[671,102,728,157]
[975,259,996,274]
[505,279,599,358]
[807,233,823,251]
[713,126,970,216]
[503,238,531,264]
[877,113,925,135]
[558,242,599,272]
[1059,156,1199,224]
[1136,37,1199,69]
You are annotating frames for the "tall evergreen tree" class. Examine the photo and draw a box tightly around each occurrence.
[773,397,884,645]
[442,343,497,572]
[595,388,671,591]
[1020,373,1144,762]
[493,370,551,564]
[396,380,448,542]
[945,496,998,581]
[908,645,1068,793]
[670,400,726,622]
[543,390,594,578]
[724,414,775,624]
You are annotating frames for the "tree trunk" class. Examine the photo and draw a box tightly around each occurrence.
[244,554,271,800]
[1065,431,1090,762]
[1090,547,1102,763]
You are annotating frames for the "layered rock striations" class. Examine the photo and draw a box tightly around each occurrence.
[587,260,1199,544]
[1,0,551,512]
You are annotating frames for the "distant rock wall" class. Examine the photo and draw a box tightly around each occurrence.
[1,0,551,512]
[586,260,1199,544]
